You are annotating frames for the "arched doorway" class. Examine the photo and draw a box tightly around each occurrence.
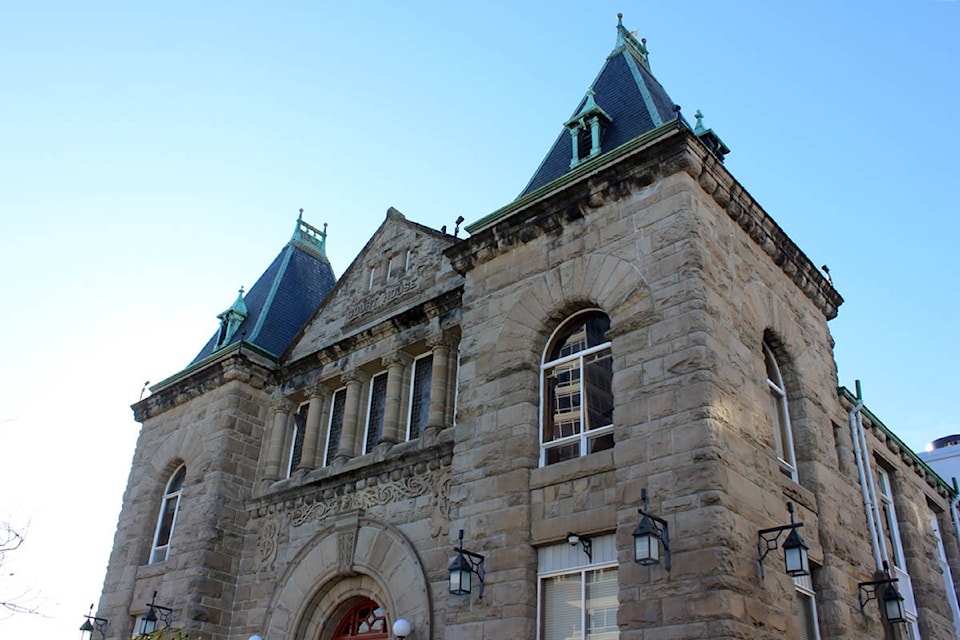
[331,598,388,639]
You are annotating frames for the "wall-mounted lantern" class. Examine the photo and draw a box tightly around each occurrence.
[633,488,671,571]
[757,502,809,579]
[448,529,486,599]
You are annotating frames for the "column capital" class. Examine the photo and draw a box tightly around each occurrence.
[427,332,457,351]
[382,352,413,369]
[269,395,295,414]
[341,369,367,386]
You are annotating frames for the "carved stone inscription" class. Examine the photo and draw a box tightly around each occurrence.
[347,277,419,322]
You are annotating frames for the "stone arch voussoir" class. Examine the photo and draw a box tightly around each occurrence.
[264,515,432,640]
[496,253,654,367]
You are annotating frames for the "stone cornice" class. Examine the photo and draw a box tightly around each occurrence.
[448,127,843,321]
[694,135,844,320]
[132,349,274,422]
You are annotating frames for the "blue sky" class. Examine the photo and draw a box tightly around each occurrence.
[1,2,958,638]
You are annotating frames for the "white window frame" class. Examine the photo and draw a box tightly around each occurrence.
[149,465,185,564]
[764,341,797,481]
[931,512,960,637]
[537,535,618,640]
[406,353,433,441]
[793,574,822,640]
[322,387,346,467]
[877,467,921,637]
[540,309,614,467]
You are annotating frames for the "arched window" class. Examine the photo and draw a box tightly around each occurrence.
[764,341,796,480]
[541,310,614,466]
[150,465,185,564]
[332,598,388,639]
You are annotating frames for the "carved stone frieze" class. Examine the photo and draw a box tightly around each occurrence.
[285,466,450,527]
[252,463,451,570]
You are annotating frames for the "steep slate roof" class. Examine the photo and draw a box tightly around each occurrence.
[518,15,679,198]
[191,216,337,364]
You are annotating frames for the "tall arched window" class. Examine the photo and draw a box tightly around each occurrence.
[332,598,388,639]
[150,465,185,564]
[764,341,796,480]
[541,310,614,466]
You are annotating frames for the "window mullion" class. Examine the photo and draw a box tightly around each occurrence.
[581,568,587,640]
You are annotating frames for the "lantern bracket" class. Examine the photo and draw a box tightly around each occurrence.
[858,561,906,623]
[79,604,109,640]
[635,488,671,571]
[757,502,804,580]
[450,529,486,599]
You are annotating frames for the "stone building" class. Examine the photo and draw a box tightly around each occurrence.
[94,16,960,640]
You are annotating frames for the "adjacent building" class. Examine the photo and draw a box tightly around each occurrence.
[94,16,960,640]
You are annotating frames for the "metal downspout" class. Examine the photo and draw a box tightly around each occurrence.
[849,380,883,570]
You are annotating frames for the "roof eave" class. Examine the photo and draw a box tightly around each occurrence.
[468,119,684,234]
[838,386,956,498]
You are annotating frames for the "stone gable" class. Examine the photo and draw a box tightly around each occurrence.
[287,207,462,364]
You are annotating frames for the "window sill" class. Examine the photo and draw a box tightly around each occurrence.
[531,448,615,489]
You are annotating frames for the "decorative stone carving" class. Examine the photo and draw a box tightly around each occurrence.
[255,518,281,571]
[280,466,450,528]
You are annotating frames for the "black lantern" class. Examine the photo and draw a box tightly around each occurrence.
[79,604,108,640]
[757,502,809,580]
[140,591,173,635]
[632,488,671,571]
[448,549,472,595]
[448,529,485,598]
[859,562,906,624]
[782,526,810,577]
[882,583,906,623]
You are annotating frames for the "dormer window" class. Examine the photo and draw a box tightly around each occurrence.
[565,89,612,169]
[576,125,594,162]
[215,287,248,350]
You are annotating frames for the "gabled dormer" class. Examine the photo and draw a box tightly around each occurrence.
[517,14,679,199]
[191,213,337,365]
[215,288,248,350]
[565,89,612,168]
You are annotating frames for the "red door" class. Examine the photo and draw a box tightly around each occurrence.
[331,599,389,639]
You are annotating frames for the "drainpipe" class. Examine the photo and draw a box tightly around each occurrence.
[849,379,883,569]
[952,480,960,555]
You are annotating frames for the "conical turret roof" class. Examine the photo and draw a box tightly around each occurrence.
[518,15,679,198]
[191,215,337,364]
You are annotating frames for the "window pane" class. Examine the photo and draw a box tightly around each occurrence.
[769,388,787,458]
[546,363,582,442]
[542,573,582,640]
[409,355,432,440]
[549,314,609,362]
[588,432,614,454]
[586,568,618,640]
[797,591,818,640]
[288,403,308,476]
[365,373,388,453]
[167,466,185,493]
[584,350,613,430]
[155,497,178,548]
[546,442,580,465]
[325,389,346,466]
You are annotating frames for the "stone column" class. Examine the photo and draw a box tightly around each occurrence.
[381,353,411,445]
[297,388,325,472]
[336,371,365,461]
[425,334,454,435]
[263,395,294,485]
